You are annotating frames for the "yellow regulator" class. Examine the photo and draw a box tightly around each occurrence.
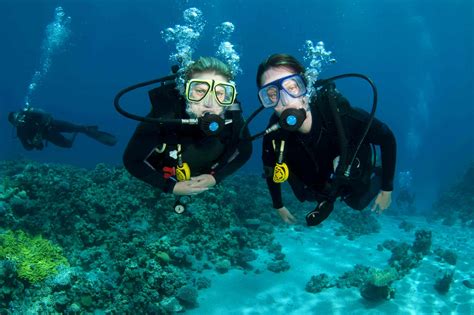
[176,144,191,181]
[273,140,289,183]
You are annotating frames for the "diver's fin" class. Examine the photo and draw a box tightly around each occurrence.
[84,126,117,146]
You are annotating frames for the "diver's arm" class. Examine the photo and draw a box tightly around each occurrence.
[18,134,35,150]
[365,116,396,192]
[276,206,297,224]
[15,126,35,150]
[212,121,253,183]
[262,134,284,209]
[265,166,296,223]
[374,122,396,191]
[347,108,397,191]
[266,177,284,209]
[123,121,177,193]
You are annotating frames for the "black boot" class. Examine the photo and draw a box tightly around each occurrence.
[305,200,334,226]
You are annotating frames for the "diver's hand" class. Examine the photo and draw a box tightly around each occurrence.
[172,180,209,196]
[190,174,216,189]
[276,206,297,224]
[371,190,392,214]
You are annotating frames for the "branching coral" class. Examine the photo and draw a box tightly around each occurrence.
[368,267,398,287]
[0,230,69,283]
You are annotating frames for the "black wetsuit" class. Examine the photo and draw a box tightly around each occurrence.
[14,108,87,150]
[262,90,396,211]
[123,83,253,193]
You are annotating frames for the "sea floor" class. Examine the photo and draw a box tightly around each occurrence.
[189,215,474,315]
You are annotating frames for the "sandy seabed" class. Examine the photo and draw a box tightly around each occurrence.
[189,215,474,315]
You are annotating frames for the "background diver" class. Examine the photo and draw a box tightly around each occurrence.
[252,53,396,226]
[8,107,117,150]
[122,57,252,197]
[395,170,416,212]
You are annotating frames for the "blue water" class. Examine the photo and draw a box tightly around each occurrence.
[1,1,473,209]
[1,1,473,313]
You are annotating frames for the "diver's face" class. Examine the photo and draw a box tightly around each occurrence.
[186,71,228,118]
[260,67,308,117]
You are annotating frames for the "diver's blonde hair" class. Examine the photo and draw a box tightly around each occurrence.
[184,57,233,81]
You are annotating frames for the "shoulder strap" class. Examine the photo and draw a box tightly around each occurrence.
[313,85,352,199]
[229,102,243,145]
[211,104,245,171]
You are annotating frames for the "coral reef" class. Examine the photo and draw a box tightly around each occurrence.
[398,219,415,232]
[336,264,372,289]
[0,260,24,310]
[367,267,398,287]
[432,162,474,226]
[0,160,282,313]
[434,269,455,294]
[332,205,381,240]
[308,226,438,301]
[265,241,290,273]
[266,259,290,273]
[305,265,398,301]
[359,268,397,301]
[305,273,334,293]
[434,248,457,265]
[412,230,432,255]
[380,229,433,277]
[0,230,69,283]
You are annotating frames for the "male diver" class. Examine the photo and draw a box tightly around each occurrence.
[8,107,117,150]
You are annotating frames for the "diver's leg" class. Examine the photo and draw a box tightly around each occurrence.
[51,120,116,146]
[304,183,335,226]
[45,129,75,148]
[305,200,334,226]
[50,120,86,133]
[344,173,382,210]
[288,175,318,202]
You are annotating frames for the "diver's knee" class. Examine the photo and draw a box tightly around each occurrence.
[351,204,366,211]
[348,202,365,211]
[344,198,367,211]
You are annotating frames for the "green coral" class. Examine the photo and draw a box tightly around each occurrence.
[0,230,69,283]
[369,267,398,287]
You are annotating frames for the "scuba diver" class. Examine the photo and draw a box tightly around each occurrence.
[395,170,416,212]
[8,107,117,150]
[120,57,252,200]
[248,54,396,226]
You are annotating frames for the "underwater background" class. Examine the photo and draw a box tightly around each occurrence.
[0,0,473,313]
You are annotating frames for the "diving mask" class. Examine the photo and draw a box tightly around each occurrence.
[185,79,236,106]
[258,74,307,108]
